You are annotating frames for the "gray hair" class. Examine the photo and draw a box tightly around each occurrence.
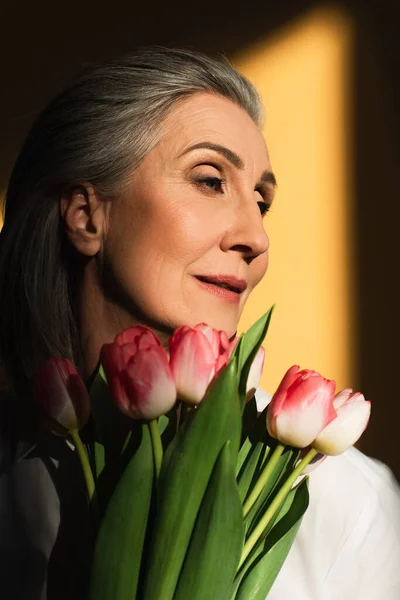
[0,46,263,395]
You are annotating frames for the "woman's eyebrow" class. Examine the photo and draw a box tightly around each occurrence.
[259,171,277,187]
[178,141,277,187]
[178,141,243,169]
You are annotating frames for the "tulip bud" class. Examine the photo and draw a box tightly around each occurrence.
[245,346,265,403]
[227,337,265,401]
[34,357,90,435]
[312,388,371,455]
[101,325,176,420]
[267,365,337,448]
[169,323,231,404]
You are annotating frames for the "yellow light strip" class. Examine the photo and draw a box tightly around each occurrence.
[236,5,355,394]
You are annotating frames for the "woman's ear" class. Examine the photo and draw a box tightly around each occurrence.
[60,184,107,256]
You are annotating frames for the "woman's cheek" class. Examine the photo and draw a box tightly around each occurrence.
[252,252,269,288]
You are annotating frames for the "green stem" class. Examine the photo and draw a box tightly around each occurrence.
[239,447,318,569]
[70,429,96,503]
[242,443,285,518]
[149,419,163,477]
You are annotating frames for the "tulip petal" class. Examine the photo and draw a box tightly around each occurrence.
[285,376,336,415]
[169,329,216,404]
[215,353,229,378]
[278,382,336,447]
[193,325,230,360]
[313,399,371,455]
[34,358,90,434]
[102,344,125,375]
[267,366,337,448]
[67,374,91,427]
[124,348,176,419]
[273,406,328,448]
[268,365,300,416]
[115,325,162,348]
[219,331,230,353]
[194,324,220,357]
[333,388,353,409]
[246,346,265,393]
[102,332,176,420]
[169,326,191,349]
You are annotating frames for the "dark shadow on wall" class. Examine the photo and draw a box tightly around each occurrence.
[350,5,400,480]
[0,0,399,478]
[0,0,317,190]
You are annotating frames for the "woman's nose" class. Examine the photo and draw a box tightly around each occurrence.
[220,199,270,262]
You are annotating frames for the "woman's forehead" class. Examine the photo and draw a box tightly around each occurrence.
[158,93,270,167]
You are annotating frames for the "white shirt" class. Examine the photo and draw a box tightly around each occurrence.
[256,389,400,600]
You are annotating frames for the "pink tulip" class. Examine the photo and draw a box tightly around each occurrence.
[267,365,337,448]
[313,388,371,455]
[192,324,231,375]
[168,323,230,404]
[34,357,90,435]
[101,326,176,420]
[228,337,265,401]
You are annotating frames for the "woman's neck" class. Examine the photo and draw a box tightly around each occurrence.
[77,264,171,380]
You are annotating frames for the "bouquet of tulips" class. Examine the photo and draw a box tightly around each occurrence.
[34,307,371,600]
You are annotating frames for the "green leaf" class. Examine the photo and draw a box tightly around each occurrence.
[141,360,242,600]
[159,409,179,451]
[244,447,298,537]
[89,423,154,600]
[234,478,309,600]
[173,442,244,600]
[157,414,169,436]
[85,440,106,481]
[94,441,105,476]
[240,396,258,445]
[236,402,267,475]
[230,307,274,409]
[237,404,299,535]
[88,367,138,513]
[239,306,274,370]
[89,367,129,463]
[237,441,270,504]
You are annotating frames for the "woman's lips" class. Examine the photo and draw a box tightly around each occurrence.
[193,275,245,304]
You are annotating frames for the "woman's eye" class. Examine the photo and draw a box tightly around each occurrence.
[194,176,225,193]
[255,188,272,217]
[257,201,271,216]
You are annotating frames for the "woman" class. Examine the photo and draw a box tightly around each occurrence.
[0,47,399,600]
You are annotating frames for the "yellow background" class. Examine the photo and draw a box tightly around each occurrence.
[237,7,355,396]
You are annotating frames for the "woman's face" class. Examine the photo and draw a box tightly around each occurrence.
[103,93,275,340]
